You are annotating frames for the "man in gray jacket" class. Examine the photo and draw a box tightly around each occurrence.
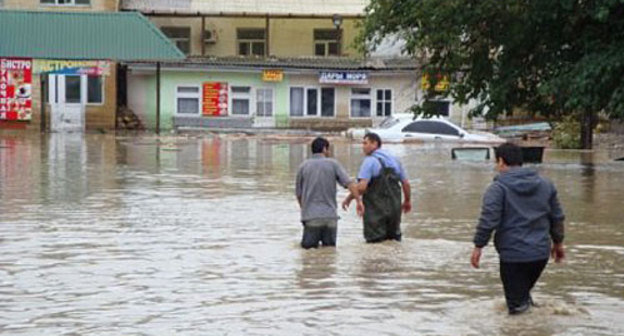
[296,137,363,249]
[471,143,565,315]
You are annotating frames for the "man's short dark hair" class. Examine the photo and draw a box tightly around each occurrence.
[364,132,382,148]
[495,143,523,166]
[311,137,330,154]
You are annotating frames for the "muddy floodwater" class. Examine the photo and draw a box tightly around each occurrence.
[1,132,623,336]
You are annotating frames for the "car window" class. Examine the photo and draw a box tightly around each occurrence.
[378,116,402,129]
[401,120,460,136]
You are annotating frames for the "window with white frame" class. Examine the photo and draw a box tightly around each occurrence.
[314,29,340,56]
[161,26,191,55]
[176,86,200,115]
[41,0,90,5]
[231,86,251,116]
[256,88,273,117]
[376,89,392,117]
[65,75,81,104]
[289,87,335,117]
[289,87,304,117]
[320,88,335,117]
[350,88,371,117]
[237,28,266,57]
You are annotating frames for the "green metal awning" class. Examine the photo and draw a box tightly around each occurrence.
[0,10,184,61]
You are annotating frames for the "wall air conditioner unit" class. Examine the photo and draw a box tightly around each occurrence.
[204,29,217,44]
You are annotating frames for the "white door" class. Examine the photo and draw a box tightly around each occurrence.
[49,74,85,132]
[253,88,275,128]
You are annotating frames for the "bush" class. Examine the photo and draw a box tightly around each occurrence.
[552,116,581,149]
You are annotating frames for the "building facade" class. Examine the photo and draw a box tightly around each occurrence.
[0,3,182,132]
[121,0,470,132]
[1,0,120,131]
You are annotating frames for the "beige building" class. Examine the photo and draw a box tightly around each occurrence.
[2,0,118,11]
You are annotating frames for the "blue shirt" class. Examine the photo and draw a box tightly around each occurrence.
[357,149,408,181]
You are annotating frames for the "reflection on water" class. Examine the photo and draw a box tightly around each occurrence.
[0,132,623,335]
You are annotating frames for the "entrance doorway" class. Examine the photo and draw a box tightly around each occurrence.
[48,74,86,132]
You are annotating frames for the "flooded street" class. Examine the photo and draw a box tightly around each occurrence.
[1,132,623,335]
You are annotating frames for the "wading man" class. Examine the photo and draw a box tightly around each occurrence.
[342,133,411,243]
[296,137,363,249]
[471,143,566,315]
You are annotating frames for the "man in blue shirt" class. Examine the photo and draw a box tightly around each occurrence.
[343,133,412,242]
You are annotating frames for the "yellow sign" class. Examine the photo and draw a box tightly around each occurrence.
[421,74,450,92]
[262,69,283,82]
[33,60,110,76]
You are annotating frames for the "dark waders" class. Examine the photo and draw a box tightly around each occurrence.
[362,158,403,242]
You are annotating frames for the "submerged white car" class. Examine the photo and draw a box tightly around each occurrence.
[346,114,505,144]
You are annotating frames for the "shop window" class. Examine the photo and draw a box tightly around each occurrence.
[176,86,200,115]
[306,88,318,116]
[87,75,103,104]
[256,88,273,117]
[41,0,90,5]
[65,75,81,103]
[321,88,335,117]
[376,89,392,117]
[350,88,371,117]
[289,87,334,117]
[423,100,450,117]
[314,29,340,56]
[237,28,265,57]
[161,26,191,55]
[290,87,304,117]
[231,86,251,116]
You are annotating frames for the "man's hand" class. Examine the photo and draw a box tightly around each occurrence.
[470,247,482,268]
[342,197,352,211]
[355,199,364,217]
[551,243,565,263]
[402,201,412,213]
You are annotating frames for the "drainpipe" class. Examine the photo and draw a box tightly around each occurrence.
[40,75,46,132]
[156,62,161,135]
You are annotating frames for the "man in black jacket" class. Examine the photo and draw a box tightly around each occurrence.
[471,143,566,315]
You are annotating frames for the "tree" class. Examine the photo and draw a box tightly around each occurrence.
[358,0,624,149]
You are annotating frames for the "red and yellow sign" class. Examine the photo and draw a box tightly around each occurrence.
[202,82,228,116]
[421,74,450,92]
[262,69,283,82]
[0,58,32,121]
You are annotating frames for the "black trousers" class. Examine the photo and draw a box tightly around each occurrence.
[499,259,548,311]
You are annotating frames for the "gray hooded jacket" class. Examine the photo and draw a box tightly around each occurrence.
[473,167,565,262]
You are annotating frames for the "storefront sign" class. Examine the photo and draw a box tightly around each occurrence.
[262,69,283,82]
[202,82,228,116]
[319,71,368,85]
[0,58,33,121]
[421,74,450,92]
[33,60,110,76]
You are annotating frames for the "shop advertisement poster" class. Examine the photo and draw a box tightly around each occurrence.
[0,58,33,121]
[33,60,110,76]
[202,82,228,116]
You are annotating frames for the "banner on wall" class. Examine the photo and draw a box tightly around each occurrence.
[0,58,33,121]
[319,71,368,85]
[262,69,283,82]
[421,74,450,92]
[33,60,110,76]
[202,82,228,116]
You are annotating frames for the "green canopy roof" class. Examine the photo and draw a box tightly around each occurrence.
[0,10,184,61]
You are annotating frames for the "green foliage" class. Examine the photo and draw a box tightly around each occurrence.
[359,0,624,122]
[552,115,581,149]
